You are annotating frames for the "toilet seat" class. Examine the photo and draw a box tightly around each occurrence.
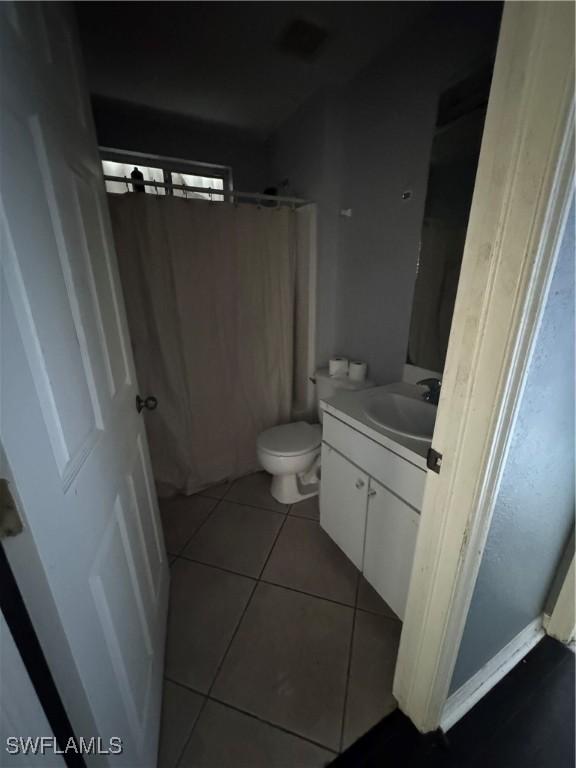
[257,369,376,504]
[257,422,321,458]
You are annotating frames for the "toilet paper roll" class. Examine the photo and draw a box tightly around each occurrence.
[349,360,368,382]
[329,357,349,377]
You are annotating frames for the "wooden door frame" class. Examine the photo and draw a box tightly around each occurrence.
[544,547,575,645]
[394,1,575,733]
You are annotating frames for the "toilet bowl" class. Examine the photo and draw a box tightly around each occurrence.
[257,422,322,504]
[257,368,375,504]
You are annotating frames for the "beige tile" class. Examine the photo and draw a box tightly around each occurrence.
[158,681,203,768]
[342,609,401,750]
[212,582,353,751]
[224,472,289,514]
[262,517,359,606]
[182,501,284,577]
[357,576,399,620]
[179,700,334,767]
[160,495,217,556]
[290,496,320,521]
[166,560,254,693]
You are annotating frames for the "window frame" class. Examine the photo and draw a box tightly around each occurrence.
[100,147,233,197]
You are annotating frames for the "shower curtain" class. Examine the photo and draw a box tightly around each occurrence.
[108,194,298,496]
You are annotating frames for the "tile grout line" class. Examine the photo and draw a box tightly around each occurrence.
[172,497,293,765]
[172,576,259,767]
[165,481,399,763]
[165,673,212,765]
[170,480,243,767]
[167,493,233,766]
[338,571,362,753]
[166,675,338,757]
[170,473,291,561]
[170,494,293,585]
[260,577,355,611]
[174,553,258,583]
[208,693,339,756]
[256,503,292,581]
[215,473,291,516]
[195,503,294,701]
[165,483,292,768]
[173,561,262,767]
[172,688,211,768]
[172,551,398,619]
[170,495,224,560]
[200,494,291,518]
[208,579,260,699]
[177,481,290,564]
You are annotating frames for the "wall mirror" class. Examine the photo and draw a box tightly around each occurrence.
[407,66,493,373]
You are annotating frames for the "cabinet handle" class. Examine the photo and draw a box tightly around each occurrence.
[355,478,365,489]
[368,489,377,498]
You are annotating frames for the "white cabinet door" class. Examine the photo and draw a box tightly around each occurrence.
[320,444,369,568]
[363,479,420,620]
[0,5,168,765]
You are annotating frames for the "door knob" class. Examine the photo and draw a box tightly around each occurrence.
[136,395,158,413]
[368,489,377,498]
[355,478,365,489]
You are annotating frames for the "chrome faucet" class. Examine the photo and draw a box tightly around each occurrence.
[417,378,442,405]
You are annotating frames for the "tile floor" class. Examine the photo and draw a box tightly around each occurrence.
[159,471,402,768]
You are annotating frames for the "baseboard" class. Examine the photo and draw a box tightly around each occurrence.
[441,616,544,732]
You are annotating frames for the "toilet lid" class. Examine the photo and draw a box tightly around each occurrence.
[257,422,322,457]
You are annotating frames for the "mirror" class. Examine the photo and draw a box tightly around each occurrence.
[407,66,493,373]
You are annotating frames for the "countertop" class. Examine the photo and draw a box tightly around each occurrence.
[320,382,433,471]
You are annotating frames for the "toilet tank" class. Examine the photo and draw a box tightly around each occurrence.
[315,368,374,423]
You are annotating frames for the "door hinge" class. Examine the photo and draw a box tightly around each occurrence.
[0,479,24,539]
[427,447,443,474]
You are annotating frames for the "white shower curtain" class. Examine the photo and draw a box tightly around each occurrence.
[109,194,297,495]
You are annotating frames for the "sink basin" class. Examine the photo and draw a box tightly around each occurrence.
[364,392,437,442]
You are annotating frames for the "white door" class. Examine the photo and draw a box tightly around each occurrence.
[363,479,419,620]
[320,445,369,569]
[0,4,168,767]
[0,614,65,768]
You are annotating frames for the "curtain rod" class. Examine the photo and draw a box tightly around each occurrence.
[102,175,310,207]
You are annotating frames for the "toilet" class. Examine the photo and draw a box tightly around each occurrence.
[257,369,374,504]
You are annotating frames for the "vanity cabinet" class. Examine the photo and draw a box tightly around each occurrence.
[363,479,419,619]
[320,412,426,620]
[319,444,369,569]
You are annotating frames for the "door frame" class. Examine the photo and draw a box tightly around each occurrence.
[544,546,575,645]
[394,1,575,733]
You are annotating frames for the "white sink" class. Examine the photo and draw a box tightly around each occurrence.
[363,392,437,442]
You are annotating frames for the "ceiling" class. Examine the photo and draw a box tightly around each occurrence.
[75,2,429,137]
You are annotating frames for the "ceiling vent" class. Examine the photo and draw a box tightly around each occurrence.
[278,19,328,60]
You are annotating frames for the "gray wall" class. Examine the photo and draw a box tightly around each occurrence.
[450,200,576,693]
[334,5,501,382]
[92,96,271,191]
[94,6,502,383]
[271,4,501,382]
[272,92,344,368]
